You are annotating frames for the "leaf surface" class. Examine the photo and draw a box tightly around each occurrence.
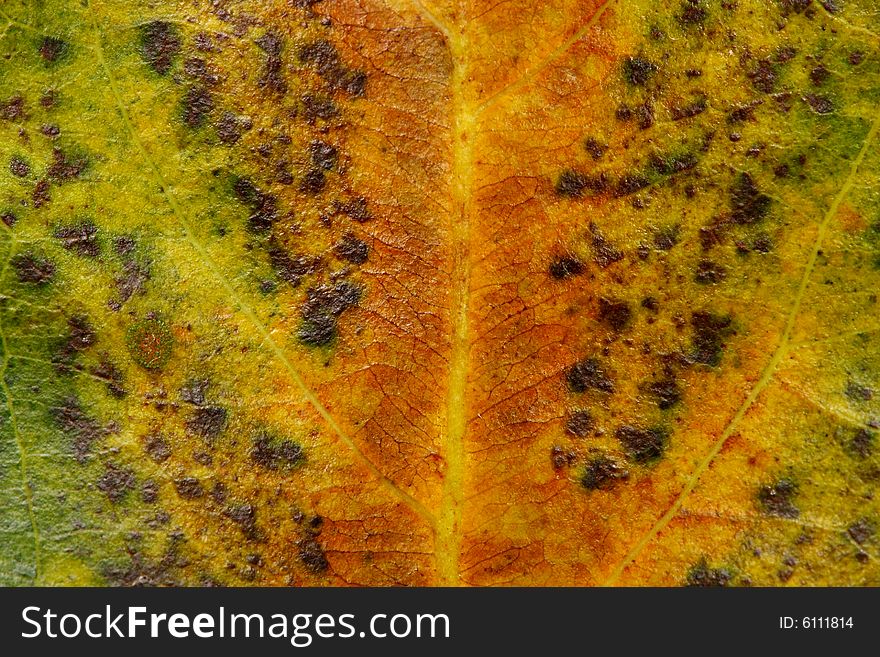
[1,0,879,585]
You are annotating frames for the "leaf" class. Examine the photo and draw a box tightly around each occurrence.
[1,0,879,586]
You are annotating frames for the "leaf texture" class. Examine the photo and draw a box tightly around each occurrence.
[1,0,879,586]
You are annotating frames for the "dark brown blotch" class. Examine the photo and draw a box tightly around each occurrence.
[690,310,733,366]
[251,433,304,470]
[335,232,369,265]
[54,220,99,257]
[566,357,614,393]
[50,396,103,462]
[549,254,584,280]
[139,21,181,75]
[186,406,228,440]
[616,424,668,463]
[11,253,56,285]
[598,297,632,331]
[97,462,135,503]
[174,476,204,500]
[565,409,594,437]
[181,86,214,128]
[143,433,171,462]
[581,454,629,490]
[730,172,771,224]
[298,281,363,347]
[758,478,799,518]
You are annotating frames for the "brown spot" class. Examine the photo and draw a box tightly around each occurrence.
[804,94,834,115]
[143,433,171,462]
[54,221,99,257]
[50,396,103,462]
[334,232,369,265]
[654,225,680,250]
[140,21,181,75]
[309,140,338,170]
[215,111,243,144]
[549,254,584,279]
[581,455,629,490]
[298,535,329,573]
[614,174,650,197]
[749,60,778,94]
[584,137,607,159]
[731,172,771,224]
[690,310,733,366]
[233,178,278,231]
[251,433,304,470]
[1,95,25,121]
[174,477,204,500]
[565,409,594,437]
[566,357,614,393]
[695,259,726,284]
[598,297,632,331]
[269,245,320,286]
[685,559,731,587]
[97,463,135,503]
[623,56,658,86]
[671,96,708,120]
[809,64,830,86]
[225,503,259,540]
[301,94,339,122]
[649,378,681,410]
[298,281,362,347]
[39,36,68,62]
[616,424,667,463]
[758,478,798,518]
[186,406,228,440]
[555,170,607,198]
[11,253,55,285]
[299,168,326,194]
[847,519,875,545]
[849,428,874,458]
[9,156,29,177]
[590,224,624,268]
[47,147,86,181]
[551,445,577,469]
[181,86,214,128]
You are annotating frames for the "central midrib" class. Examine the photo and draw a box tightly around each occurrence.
[435,21,476,586]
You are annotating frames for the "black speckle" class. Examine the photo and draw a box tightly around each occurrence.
[335,232,369,265]
[140,21,181,75]
[174,477,204,500]
[186,406,228,440]
[181,86,214,128]
[12,253,55,285]
[310,140,338,170]
[549,254,584,279]
[758,478,798,518]
[566,357,614,393]
[97,462,135,503]
[690,310,733,366]
[685,559,731,587]
[730,172,771,224]
[695,259,726,284]
[143,433,171,462]
[623,56,658,86]
[565,409,594,437]
[598,297,632,331]
[251,433,304,470]
[581,454,628,490]
[616,424,667,463]
[54,220,99,257]
[50,396,103,462]
[9,156,30,177]
[298,281,363,347]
